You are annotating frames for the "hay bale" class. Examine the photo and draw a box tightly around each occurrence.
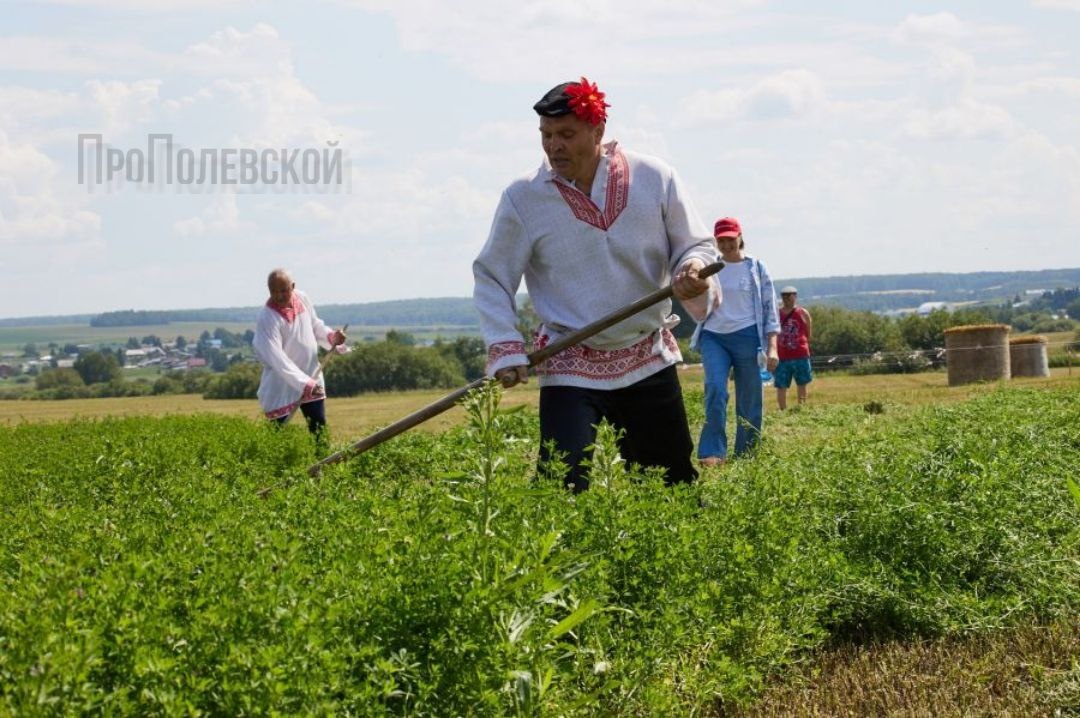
[943,324,1011,386]
[1009,335,1050,378]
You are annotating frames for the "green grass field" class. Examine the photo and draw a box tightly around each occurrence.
[1,367,1078,714]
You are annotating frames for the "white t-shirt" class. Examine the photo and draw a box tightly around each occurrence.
[703,259,756,335]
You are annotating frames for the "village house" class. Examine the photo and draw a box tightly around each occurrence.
[124,346,168,368]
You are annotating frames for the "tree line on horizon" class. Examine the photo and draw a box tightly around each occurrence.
[45,267,1080,330]
[6,283,1078,402]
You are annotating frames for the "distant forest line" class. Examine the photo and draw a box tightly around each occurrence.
[2,267,1079,329]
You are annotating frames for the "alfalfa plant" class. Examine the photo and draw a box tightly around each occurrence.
[368,647,422,711]
[498,539,607,716]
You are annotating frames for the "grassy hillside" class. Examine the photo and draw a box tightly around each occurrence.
[783,267,1080,312]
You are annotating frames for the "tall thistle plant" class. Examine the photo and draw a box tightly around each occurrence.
[460,382,609,715]
[580,420,626,491]
[461,380,506,585]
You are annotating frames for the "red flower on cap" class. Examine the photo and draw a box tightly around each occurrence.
[565,76,610,125]
[714,216,742,239]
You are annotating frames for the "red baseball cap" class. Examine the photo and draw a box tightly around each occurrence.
[714,217,741,239]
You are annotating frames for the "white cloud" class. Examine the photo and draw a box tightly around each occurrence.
[0,131,101,253]
[0,24,347,148]
[172,192,255,238]
[339,0,771,82]
[1,78,189,149]
[894,12,969,44]
[891,31,1024,141]
[0,23,365,161]
[1016,76,1080,97]
[678,69,827,126]
[349,0,767,46]
[325,168,494,244]
[0,87,80,128]
[893,11,1026,53]
[86,80,163,136]
[998,131,1080,219]
[287,200,337,223]
[903,98,1018,140]
[3,2,1079,316]
[159,25,362,150]
[0,36,165,75]
[1031,0,1080,10]
[41,0,254,9]
[0,87,82,149]
[179,23,290,77]
[927,47,977,96]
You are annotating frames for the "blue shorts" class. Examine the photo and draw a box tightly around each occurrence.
[774,358,812,388]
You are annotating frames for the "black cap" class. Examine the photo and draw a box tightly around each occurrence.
[533,82,575,117]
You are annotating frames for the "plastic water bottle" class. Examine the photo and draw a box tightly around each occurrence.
[758,350,773,385]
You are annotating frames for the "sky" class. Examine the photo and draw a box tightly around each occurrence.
[1,0,1079,319]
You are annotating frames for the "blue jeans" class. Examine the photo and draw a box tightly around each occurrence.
[698,325,763,459]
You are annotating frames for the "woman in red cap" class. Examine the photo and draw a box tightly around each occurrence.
[684,217,780,465]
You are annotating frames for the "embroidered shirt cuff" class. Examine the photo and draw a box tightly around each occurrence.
[486,341,528,377]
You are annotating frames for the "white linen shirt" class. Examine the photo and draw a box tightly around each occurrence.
[473,142,716,389]
[252,291,334,419]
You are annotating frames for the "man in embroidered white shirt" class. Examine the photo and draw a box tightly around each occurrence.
[472,77,717,492]
[252,269,346,444]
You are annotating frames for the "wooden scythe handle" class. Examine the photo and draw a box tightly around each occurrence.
[303,261,723,477]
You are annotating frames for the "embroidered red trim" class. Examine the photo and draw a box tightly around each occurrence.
[533,328,678,380]
[266,293,306,324]
[265,401,298,420]
[552,147,629,230]
[487,340,525,365]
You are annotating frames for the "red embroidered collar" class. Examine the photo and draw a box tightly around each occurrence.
[550,142,629,231]
[266,293,305,324]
